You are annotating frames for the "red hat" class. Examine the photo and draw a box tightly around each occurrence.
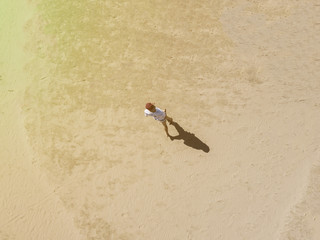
[145,102,154,110]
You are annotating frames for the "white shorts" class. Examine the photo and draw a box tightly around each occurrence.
[159,117,166,122]
[156,115,166,122]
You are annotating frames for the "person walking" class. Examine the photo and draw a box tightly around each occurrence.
[144,103,173,137]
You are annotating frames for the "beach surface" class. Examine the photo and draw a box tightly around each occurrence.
[1,0,319,239]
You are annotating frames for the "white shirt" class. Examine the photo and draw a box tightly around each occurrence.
[144,107,166,121]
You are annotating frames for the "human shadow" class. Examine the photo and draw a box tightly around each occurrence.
[169,121,210,153]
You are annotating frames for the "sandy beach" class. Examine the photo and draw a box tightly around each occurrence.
[1,0,319,239]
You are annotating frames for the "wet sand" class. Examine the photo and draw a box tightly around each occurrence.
[1,0,319,239]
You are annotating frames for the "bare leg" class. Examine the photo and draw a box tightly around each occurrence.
[165,115,173,124]
[162,121,170,137]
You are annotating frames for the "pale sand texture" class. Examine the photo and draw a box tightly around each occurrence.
[0,1,83,239]
[1,0,320,239]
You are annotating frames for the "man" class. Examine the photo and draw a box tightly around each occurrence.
[144,103,173,137]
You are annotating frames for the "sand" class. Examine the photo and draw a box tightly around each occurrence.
[1,0,319,239]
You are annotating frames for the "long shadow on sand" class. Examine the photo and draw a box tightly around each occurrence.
[169,121,210,153]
